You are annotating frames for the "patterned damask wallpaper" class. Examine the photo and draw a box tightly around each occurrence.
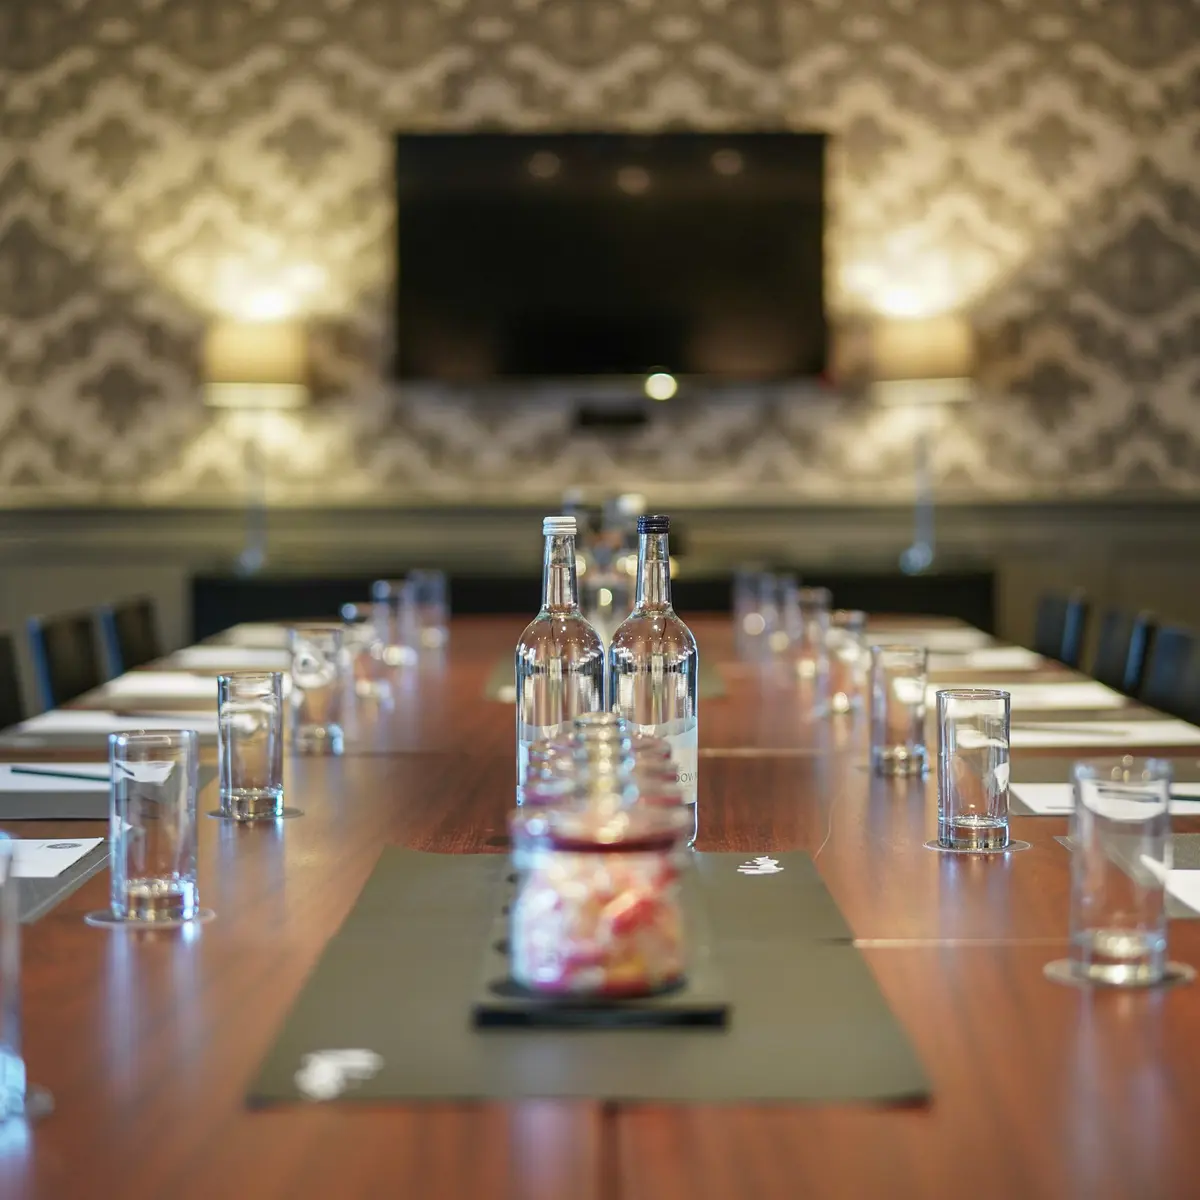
[0,0,1197,507]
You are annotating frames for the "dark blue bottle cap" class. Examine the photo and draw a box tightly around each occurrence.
[637,514,670,534]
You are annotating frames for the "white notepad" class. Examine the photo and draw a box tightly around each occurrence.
[927,681,1125,711]
[103,672,219,699]
[11,837,104,878]
[0,763,109,792]
[929,647,1043,672]
[1010,720,1200,749]
[225,624,292,648]
[1011,782,1200,816]
[171,646,291,670]
[17,710,219,736]
[871,628,992,653]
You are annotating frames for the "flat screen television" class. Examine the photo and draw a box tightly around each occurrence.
[394,131,826,386]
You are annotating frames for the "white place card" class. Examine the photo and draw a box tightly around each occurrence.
[0,763,109,792]
[926,681,1125,711]
[11,837,104,878]
[1011,782,1200,816]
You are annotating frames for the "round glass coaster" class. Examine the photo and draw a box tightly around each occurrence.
[206,808,303,821]
[84,908,216,930]
[1044,959,1196,990]
[923,839,1031,855]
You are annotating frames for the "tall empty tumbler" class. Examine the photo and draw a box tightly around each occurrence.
[870,645,928,776]
[289,624,345,755]
[937,689,1011,850]
[105,729,201,923]
[410,569,449,650]
[371,579,417,666]
[1069,757,1171,986]
[823,609,868,714]
[795,587,832,680]
[218,672,284,819]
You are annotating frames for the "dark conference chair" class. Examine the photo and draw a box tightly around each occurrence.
[27,610,108,710]
[1140,626,1200,724]
[1091,609,1155,696]
[0,632,26,730]
[1032,592,1090,668]
[100,597,162,674]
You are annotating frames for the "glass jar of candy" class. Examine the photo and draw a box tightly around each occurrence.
[508,807,691,997]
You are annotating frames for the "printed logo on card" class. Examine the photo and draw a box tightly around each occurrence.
[737,856,783,875]
[294,1049,383,1101]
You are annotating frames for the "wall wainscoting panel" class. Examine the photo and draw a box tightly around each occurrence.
[0,0,1197,504]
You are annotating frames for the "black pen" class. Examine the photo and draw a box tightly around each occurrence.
[9,765,109,783]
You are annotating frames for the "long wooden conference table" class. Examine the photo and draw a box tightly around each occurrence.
[5,615,1200,1199]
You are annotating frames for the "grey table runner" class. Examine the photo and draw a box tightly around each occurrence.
[248,848,926,1106]
[1056,833,1200,919]
[0,766,217,821]
[19,842,110,924]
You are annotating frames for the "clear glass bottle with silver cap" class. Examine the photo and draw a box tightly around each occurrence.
[609,514,699,807]
[515,515,606,785]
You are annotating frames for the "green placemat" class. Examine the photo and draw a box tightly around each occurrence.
[248,849,925,1106]
[484,657,726,702]
[1056,833,1200,920]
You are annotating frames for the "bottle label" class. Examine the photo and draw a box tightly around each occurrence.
[633,719,698,806]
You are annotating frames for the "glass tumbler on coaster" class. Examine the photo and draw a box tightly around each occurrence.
[0,833,52,1120]
[217,672,284,819]
[340,603,391,700]
[870,645,928,776]
[821,609,868,715]
[87,729,212,927]
[289,624,345,756]
[1062,757,1176,987]
[794,586,832,680]
[936,689,1011,851]
[409,569,450,650]
[370,578,417,667]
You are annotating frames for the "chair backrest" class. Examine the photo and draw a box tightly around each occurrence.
[1091,609,1156,696]
[100,597,162,674]
[27,610,107,710]
[0,632,25,730]
[1032,592,1090,668]
[1140,626,1200,723]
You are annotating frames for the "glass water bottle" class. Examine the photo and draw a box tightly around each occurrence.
[608,514,699,807]
[515,515,606,785]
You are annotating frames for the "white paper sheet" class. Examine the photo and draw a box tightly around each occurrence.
[11,837,104,878]
[17,710,219,735]
[929,647,1043,672]
[1011,782,1200,816]
[103,672,218,699]
[225,624,292,648]
[0,763,109,792]
[1010,720,1200,748]
[171,646,291,670]
[927,681,1125,711]
[870,628,992,652]
[1167,872,1200,915]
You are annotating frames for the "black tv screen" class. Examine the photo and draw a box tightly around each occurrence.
[394,132,826,385]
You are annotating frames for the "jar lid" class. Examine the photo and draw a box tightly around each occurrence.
[512,805,689,853]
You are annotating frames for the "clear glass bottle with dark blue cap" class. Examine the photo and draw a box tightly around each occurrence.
[608,514,699,810]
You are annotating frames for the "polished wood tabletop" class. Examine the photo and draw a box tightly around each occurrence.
[4,615,1200,1200]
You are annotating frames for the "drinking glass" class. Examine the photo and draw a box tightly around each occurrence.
[937,689,1011,850]
[795,586,831,679]
[822,609,867,714]
[371,579,417,666]
[409,569,449,650]
[289,624,345,756]
[340,604,390,699]
[91,729,205,925]
[1069,757,1171,986]
[217,672,284,819]
[870,645,928,776]
[0,834,51,1119]
[733,568,769,659]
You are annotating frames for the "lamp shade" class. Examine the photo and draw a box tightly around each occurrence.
[204,321,308,409]
[872,315,975,382]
